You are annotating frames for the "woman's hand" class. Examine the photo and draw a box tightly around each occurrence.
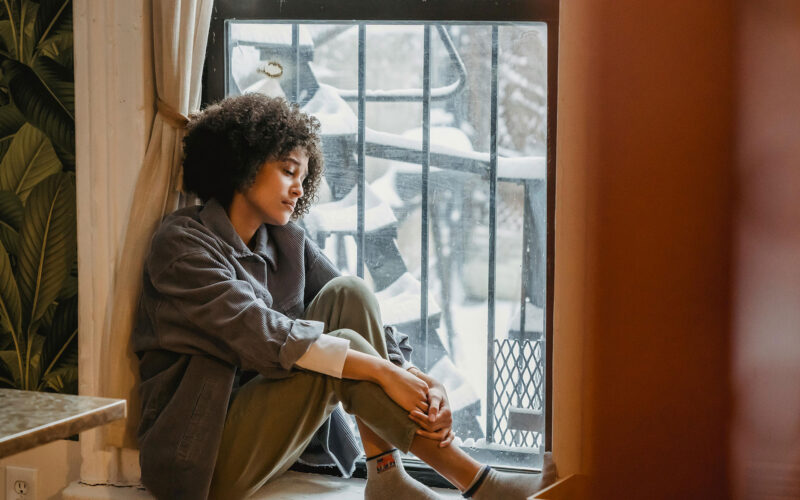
[341,350,429,412]
[407,368,455,447]
[376,363,430,413]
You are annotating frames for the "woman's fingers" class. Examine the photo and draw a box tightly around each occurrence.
[439,429,455,448]
[409,408,427,420]
[428,391,442,422]
[408,411,446,432]
[381,364,431,412]
[415,427,449,440]
[437,406,453,427]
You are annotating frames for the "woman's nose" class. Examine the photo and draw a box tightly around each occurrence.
[291,181,303,198]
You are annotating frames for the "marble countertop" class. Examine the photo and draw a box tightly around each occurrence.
[0,389,126,457]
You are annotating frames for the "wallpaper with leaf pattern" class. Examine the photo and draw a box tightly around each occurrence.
[0,0,77,393]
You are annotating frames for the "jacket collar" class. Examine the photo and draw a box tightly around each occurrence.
[198,198,277,267]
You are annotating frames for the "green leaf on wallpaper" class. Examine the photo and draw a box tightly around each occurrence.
[40,353,76,392]
[0,349,21,386]
[33,0,71,66]
[0,123,61,202]
[0,354,15,385]
[0,103,26,162]
[25,330,44,388]
[16,171,75,332]
[0,240,21,344]
[33,1,70,47]
[36,33,71,68]
[2,59,74,157]
[0,0,21,57]
[0,0,75,394]
[38,293,75,388]
[31,55,73,118]
[17,0,40,65]
[57,255,76,300]
[0,19,17,59]
[0,189,22,255]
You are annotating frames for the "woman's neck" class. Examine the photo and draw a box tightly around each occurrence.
[226,193,262,249]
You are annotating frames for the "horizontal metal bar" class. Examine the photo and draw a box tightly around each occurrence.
[212,0,559,24]
[363,140,545,181]
[338,25,466,102]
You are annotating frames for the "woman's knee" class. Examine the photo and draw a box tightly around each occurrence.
[329,328,380,357]
[319,276,377,307]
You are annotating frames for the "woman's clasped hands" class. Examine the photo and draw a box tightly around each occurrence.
[376,363,455,447]
[407,367,455,448]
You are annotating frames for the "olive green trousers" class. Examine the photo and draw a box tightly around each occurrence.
[208,276,419,500]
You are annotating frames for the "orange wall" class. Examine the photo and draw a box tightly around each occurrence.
[555,1,735,497]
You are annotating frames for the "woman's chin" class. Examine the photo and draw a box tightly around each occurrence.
[263,214,291,226]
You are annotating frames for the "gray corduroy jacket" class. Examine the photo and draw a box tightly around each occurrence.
[133,199,411,499]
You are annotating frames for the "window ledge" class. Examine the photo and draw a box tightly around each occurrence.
[63,471,462,499]
[252,471,462,499]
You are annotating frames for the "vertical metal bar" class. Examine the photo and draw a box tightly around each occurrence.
[225,21,233,96]
[520,182,531,336]
[356,24,366,278]
[486,24,499,444]
[421,24,431,370]
[291,24,300,102]
[544,16,559,454]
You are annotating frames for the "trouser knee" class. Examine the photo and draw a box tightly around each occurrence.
[319,275,380,311]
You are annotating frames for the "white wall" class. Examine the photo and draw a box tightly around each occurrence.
[74,0,154,485]
[0,440,80,500]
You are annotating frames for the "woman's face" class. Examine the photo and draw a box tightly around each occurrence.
[242,147,308,226]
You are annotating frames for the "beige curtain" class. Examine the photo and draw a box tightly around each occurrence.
[100,0,214,448]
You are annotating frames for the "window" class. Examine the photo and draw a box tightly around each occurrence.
[205,0,558,479]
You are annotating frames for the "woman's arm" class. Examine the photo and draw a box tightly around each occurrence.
[341,349,430,413]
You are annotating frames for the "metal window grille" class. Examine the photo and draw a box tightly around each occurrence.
[205,0,559,471]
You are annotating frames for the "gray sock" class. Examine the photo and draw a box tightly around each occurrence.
[365,449,441,500]
[464,452,556,499]
[464,466,545,500]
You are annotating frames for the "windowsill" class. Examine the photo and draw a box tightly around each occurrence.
[63,471,462,499]
[251,471,462,499]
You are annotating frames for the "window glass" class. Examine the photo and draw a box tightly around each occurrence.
[228,21,547,470]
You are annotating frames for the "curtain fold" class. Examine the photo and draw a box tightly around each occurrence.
[100,0,214,448]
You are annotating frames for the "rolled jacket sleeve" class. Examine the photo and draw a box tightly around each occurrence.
[149,249,324,373]
[295,332,350,378]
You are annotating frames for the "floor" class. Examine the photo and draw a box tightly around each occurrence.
[251,471,463,499]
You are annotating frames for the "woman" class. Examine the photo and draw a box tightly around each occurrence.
[133,93,550,499]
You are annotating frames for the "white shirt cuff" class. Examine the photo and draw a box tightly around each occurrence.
[294,334,350,378]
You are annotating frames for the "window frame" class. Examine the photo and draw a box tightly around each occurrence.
[203,0,558,485]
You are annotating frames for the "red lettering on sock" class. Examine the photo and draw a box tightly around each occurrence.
[376,455,397,474]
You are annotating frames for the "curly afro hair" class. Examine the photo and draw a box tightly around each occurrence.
[182,93,323,219]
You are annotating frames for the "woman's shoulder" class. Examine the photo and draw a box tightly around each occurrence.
[148,206,224,267]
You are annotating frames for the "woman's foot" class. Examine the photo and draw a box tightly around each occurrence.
[365,449,441,500]
[463,453,556,499]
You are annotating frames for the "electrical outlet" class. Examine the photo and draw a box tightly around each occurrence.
[5,466,37,500]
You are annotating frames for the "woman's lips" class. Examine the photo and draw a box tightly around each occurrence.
[283,201,295,210]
